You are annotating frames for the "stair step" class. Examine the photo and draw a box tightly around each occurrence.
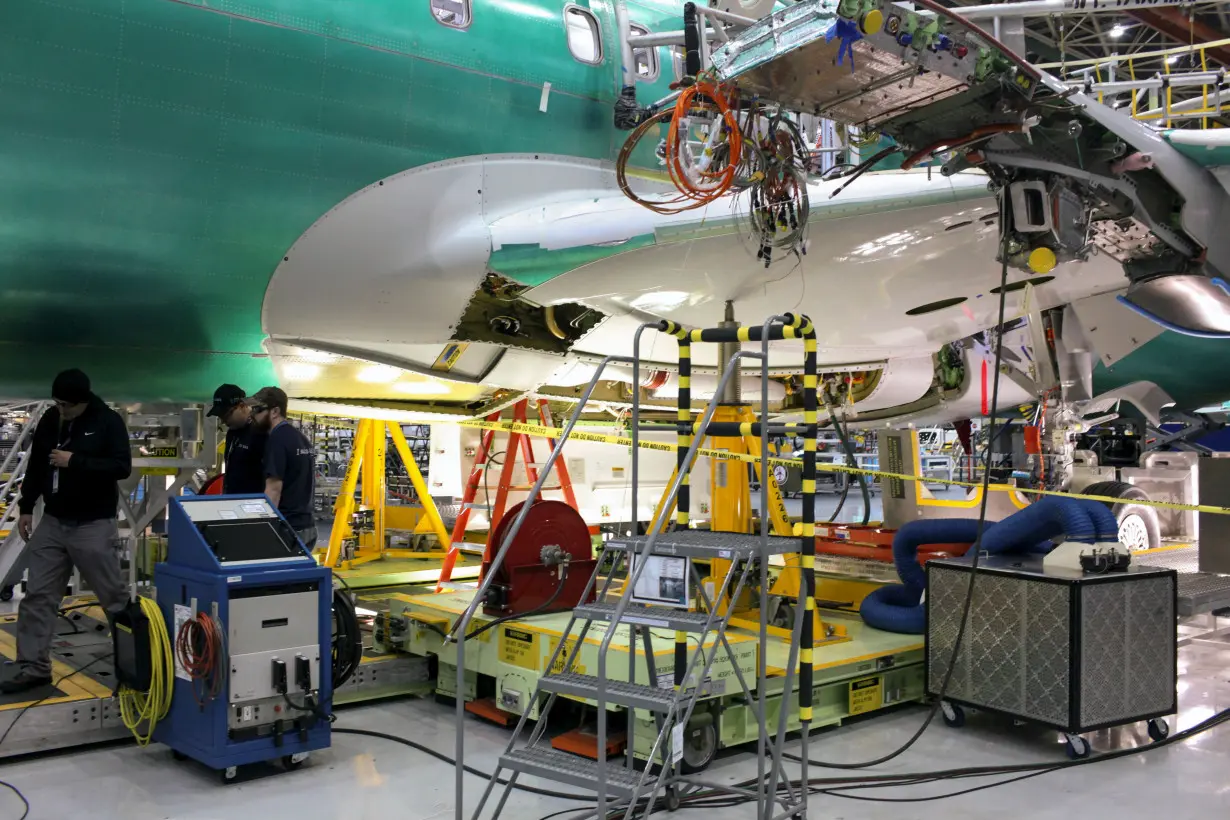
[500,746,654,797]
[605,530,800,559]
[540,671,678,712]
[575,601,712,633]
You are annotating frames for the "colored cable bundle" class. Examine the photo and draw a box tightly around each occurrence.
[615,76,743,215]
[175,611,228,707]
[118,597,173,746]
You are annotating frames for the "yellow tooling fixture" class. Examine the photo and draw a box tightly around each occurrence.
[457,418,1230,517]
[696,404,846,645]
[321,419,451,571]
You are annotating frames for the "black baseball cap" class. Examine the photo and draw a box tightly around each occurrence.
[207,384,246,418]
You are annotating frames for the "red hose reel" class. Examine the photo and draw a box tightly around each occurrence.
[480,500,597,617]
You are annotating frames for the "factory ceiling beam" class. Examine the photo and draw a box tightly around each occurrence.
[1127,7,1230,66]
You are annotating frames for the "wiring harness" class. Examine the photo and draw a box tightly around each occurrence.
[615,76,812,264]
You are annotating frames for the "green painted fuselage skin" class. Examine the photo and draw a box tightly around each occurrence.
[1,0,1225,409]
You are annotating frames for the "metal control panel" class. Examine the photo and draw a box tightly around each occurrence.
[228,589,322,704]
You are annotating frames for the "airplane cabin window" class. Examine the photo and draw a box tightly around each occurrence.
[670,44,685,82]
[629,23,660,83]
[431,0,470,29]
[565,6,603,65]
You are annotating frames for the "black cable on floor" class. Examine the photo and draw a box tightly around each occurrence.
[0,779,28,820]
[330,727,593,802]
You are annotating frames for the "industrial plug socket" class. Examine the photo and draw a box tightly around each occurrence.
[295,655,312,692]
[271,658,288,694]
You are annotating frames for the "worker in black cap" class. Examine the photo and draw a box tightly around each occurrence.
[3,369,131,694]
[207,384,267,495]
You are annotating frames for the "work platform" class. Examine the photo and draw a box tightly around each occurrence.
[373,587,925,763]
[335,551,481,590]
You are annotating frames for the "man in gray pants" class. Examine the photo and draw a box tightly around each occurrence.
[3,370,131,694]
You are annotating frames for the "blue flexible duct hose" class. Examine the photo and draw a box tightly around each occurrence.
[862,497,1111,634]
[1084,496,1121,541]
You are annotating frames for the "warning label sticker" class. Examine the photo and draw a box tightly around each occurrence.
[546,636,585,675]
[849,676,882,716]
[499,627,537,671]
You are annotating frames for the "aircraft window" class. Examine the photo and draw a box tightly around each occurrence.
[670,45,685,82]
[629,23,660,82]
[565,6,603,65]
[431,0,470,29]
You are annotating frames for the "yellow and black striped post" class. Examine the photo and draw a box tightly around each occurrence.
[797,313,817,727]
[660,320,692,690]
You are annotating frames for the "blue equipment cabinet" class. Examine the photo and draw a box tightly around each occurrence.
[154,495,332,780]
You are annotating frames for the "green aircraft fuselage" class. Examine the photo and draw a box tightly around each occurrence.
[2,0,1226,409]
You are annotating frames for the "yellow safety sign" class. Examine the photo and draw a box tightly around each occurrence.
[849,676,882,715]
[499,626,537,671]
[458,418,1230,517]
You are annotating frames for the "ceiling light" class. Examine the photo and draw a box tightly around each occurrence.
[1109,25,1126,39]
[393,379,450,395]
[356,364,402,383]
[283,362,322,381]
[1167,54,1181,65]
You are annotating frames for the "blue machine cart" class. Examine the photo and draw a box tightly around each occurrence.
[154,495,332,781]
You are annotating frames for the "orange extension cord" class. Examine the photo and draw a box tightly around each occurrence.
[175,611,227,707]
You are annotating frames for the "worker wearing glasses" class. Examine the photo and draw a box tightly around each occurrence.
[3,369,131,694]
[206,384,267,495]
[248,386,317,550]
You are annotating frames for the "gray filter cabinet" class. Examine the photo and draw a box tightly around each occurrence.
[926,556,1176,732]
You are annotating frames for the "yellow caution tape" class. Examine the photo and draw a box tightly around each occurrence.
[458,418,1230,517]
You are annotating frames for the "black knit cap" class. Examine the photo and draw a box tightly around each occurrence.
[51,369,91,405]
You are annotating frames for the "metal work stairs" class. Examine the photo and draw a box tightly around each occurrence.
[452,314,820,820]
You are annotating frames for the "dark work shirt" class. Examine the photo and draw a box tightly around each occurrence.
[264,421,315,529]
[223,423,267,495]
[19,396,132,521]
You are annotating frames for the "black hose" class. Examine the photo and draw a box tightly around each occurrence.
[332,584,363,690]
[826,404,871,526]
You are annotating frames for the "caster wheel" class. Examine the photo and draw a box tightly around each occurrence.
[679,720,718,774]
[941,702,965,729]
[1148,718,1170,743]
[1064,735,1090,760]
[664,786,681,812]
[0,587,12,602]
[282,753,309,770]
[220,766,238,784]
[171,749,188,762]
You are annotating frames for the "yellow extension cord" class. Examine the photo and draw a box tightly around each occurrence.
[118,596,174,746]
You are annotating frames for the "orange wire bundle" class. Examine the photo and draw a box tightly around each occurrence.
[663,79,743,207]
[616,76,743,215]
[176,611,227,706]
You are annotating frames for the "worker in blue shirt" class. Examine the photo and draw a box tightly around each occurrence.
[249,386,317,550]
[206,384,267,495]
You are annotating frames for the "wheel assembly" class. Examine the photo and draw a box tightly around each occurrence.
[680,715,718,774]
[1064,734,1091,759]
[1148,717,1170,742]
[1082,480,1160,552]
[941,701,966,729]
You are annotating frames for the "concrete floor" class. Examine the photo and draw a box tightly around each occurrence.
[0,632,1225,820]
